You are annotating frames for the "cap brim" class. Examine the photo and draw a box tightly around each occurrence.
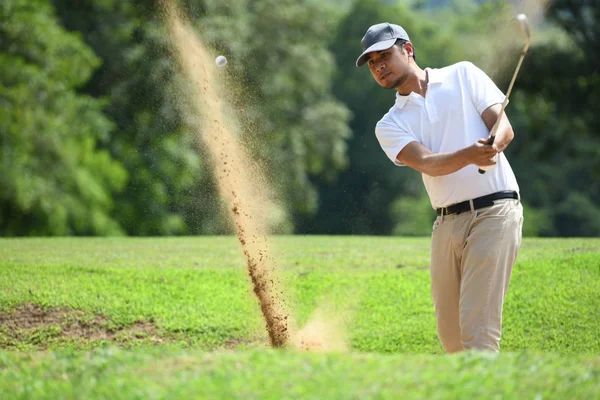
[356,38,397,67]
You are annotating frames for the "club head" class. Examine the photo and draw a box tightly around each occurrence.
[516,14,531,41]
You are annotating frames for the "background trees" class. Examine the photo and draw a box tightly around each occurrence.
[1,0,598,237]
[1,0,126,235]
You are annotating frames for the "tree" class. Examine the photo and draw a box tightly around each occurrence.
[52,0,204,235]
[193,0,352,224]
[51,0,352,235]
[0,0,126,235]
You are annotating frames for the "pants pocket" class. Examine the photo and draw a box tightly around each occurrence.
[475,199,521,219]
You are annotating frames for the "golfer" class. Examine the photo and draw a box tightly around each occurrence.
[356,23,523,353]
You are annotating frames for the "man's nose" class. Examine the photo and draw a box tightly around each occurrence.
[376,62,386,73]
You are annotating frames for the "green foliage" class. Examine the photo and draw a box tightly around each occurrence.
[521,202,552,237]
[390,193,437,236]
[47,0,351,235]
[550,0,599,67]
[51,0,203,235]
[555,192,600,237]
[432,0,521,79]
[2,0,599,237]
[195,0,352,219]
[505,0,600,236]
[0,0,127,235]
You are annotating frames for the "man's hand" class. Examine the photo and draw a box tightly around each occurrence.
[482,105,514,153]
[461,138,499,167]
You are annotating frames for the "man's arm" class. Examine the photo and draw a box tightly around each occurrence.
[397,140,498,177]
[482,104,514,152]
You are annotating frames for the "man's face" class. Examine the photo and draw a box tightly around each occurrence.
[366,43,411,89]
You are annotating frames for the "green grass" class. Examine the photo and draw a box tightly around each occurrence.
[0,236,599,398]
[1,349,598,399]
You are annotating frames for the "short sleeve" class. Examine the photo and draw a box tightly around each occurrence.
[462,62,507,115]
[375,118,419,166]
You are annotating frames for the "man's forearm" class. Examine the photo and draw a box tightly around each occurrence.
[415,150,470,177]
[397,140,497,177]
[490,117,514,152]
[485,111,514,152]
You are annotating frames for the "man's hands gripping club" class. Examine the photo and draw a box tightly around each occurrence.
[466,138,500,167]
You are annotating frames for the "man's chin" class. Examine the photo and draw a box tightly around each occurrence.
[379,80,396,89]
[379,77,402,89]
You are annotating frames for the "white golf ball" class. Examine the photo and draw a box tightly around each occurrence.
[517,13,527,22]
[215,55,228,68]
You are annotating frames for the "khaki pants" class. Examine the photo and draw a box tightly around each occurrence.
[430,198,523,353]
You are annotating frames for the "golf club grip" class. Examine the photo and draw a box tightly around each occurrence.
[478,136,496,174]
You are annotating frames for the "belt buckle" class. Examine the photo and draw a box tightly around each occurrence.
[441,206,449,216]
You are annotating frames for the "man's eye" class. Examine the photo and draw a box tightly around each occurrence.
[381,53,387,59]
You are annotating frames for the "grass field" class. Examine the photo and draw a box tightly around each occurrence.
[1,236,599,398]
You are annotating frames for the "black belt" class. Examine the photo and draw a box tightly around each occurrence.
[436,191,519,216]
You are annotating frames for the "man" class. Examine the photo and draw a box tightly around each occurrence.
[356,23,523,353]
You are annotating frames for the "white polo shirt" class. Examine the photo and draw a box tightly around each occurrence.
[375,61,520,209]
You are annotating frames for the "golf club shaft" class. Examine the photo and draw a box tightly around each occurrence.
[479,36,530,174]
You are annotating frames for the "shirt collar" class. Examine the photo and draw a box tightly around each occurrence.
[394,67,444,109]
[426,67,444,84]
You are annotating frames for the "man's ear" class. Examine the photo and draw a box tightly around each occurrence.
[404,42,414,58]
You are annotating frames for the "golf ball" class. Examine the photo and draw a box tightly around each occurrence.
[215,55,228,68]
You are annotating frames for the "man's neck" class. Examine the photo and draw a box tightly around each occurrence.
[396,67,428,97]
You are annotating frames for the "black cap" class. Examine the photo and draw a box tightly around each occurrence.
[356,22,411,67]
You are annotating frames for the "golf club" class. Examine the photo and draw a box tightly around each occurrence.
[479,13,531,174]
